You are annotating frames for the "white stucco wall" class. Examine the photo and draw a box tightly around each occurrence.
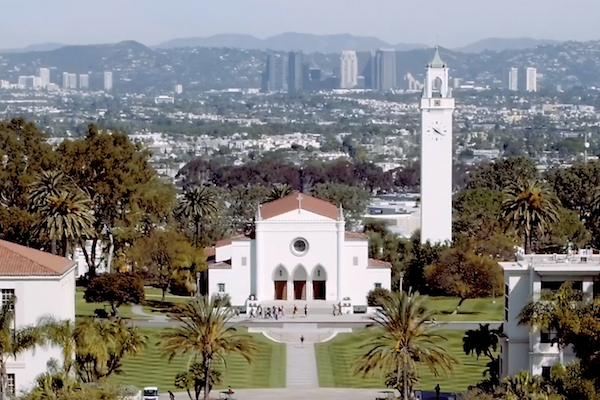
[502,257,600,377]
[208,241,252,306]
[0,267,76,392]
[256,210,341,302]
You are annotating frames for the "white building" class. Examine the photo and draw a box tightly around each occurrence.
[205,193,391,308]
[155,95,175,104]
[38,68,50,88]
[508,67,518,91]
[420,47,455,244]
[501,249,598,379]
[103,71,113,91]
[525,67,537,92]
[340,50,358,89]
[174,84,183,94]
[62,73,77,89]
[79,74,89,89]
[0,240,76,393]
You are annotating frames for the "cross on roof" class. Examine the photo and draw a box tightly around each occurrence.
[297,193,303,211]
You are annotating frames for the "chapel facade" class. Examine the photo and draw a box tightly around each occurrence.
[204,193,391,308]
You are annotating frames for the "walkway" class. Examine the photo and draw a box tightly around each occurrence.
[160,388,387,400]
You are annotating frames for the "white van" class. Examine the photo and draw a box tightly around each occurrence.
[143,387,159,400]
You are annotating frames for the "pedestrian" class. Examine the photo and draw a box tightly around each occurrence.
[300,335,305,348]
[304,304,308,317]
[293,305,298,317]
[332,304,337,316]
[168,391,175,400]
[338,302,342,316]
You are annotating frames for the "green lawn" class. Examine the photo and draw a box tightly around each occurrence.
[113,327,286,391]
[427,297,503,321]
[75,287,192,319]
[315,329,491,393]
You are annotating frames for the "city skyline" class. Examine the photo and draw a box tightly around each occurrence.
[1,0,599,49]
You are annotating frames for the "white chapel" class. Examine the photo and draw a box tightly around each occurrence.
[205,193,391,309]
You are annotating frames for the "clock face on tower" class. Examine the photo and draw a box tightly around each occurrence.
[426,121,448,141]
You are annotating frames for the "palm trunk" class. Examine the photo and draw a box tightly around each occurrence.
[203,358,211,400]
[195,219,201,247]
[61,235,68,258]
[403,356,409,400]
[525,231,531,254]
[0,356,7,400]
[51,238,57,255]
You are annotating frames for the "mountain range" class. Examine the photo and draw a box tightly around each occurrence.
[0,33,559,54]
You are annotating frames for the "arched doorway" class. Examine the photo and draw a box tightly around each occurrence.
[272,265,289,300]
[292,265,308,300]
[311,265,327,300]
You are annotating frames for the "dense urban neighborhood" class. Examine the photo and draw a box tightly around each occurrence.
[1,31,600,400]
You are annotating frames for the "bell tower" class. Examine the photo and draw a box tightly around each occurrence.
[420,47,455,244]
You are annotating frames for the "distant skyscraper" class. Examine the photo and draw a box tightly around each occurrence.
[356,51,375,89]
[263,54,286,92]
[525,67,537,92]
[104,71,113,91]
[287,51,303,93]
[174,84,183,94]
[507,67,518,91]
[33,77,42,89]
[79,74,89,89]
[39,68,50,88]
[62,72,69,89]
[340,50,358,89]
[68,73,77,89]
[374,49,397,91]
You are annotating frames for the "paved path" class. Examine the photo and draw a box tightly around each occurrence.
[130,304,169,323]
[159,388,387,400]
[286,341,319,388]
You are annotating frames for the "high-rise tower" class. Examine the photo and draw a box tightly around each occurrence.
[420,48,455,244]
[339,50,358,89]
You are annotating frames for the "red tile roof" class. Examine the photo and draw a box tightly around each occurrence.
[0,240,76,277]
[368,258,392,268]
[208,259,232,270]
[204,247,216,258]
[260,193,339,220]
[345,231,368,240]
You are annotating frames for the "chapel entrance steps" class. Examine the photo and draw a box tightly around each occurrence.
[258,300,340,316]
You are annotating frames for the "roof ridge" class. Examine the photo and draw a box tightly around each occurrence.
[0,241,57,274]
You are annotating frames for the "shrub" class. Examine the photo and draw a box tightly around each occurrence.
[367,287,391,306]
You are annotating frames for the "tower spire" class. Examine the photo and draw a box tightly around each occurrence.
[428,46,446,69]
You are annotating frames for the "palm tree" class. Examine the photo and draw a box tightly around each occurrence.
[502,179,560,254]
[354,291,456,400]
[502,371,558,400]
[518,283,581,352]
[0,297,45,400]
[74,318,146,383]
[266,184,294,202]
[28,171,76,208]
[37,316,76,375]
[176,188,218,245]
[28,171,80,255]
[34,190,95,257]
[463,324,502,361]
[159,296,258,400]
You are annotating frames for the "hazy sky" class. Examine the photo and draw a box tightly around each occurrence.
[1,0,598,49]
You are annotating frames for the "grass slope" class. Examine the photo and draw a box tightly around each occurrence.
[114,328,286,391]
[315,330,490,393]
[75,287,192,319]
[427,297,503,321]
